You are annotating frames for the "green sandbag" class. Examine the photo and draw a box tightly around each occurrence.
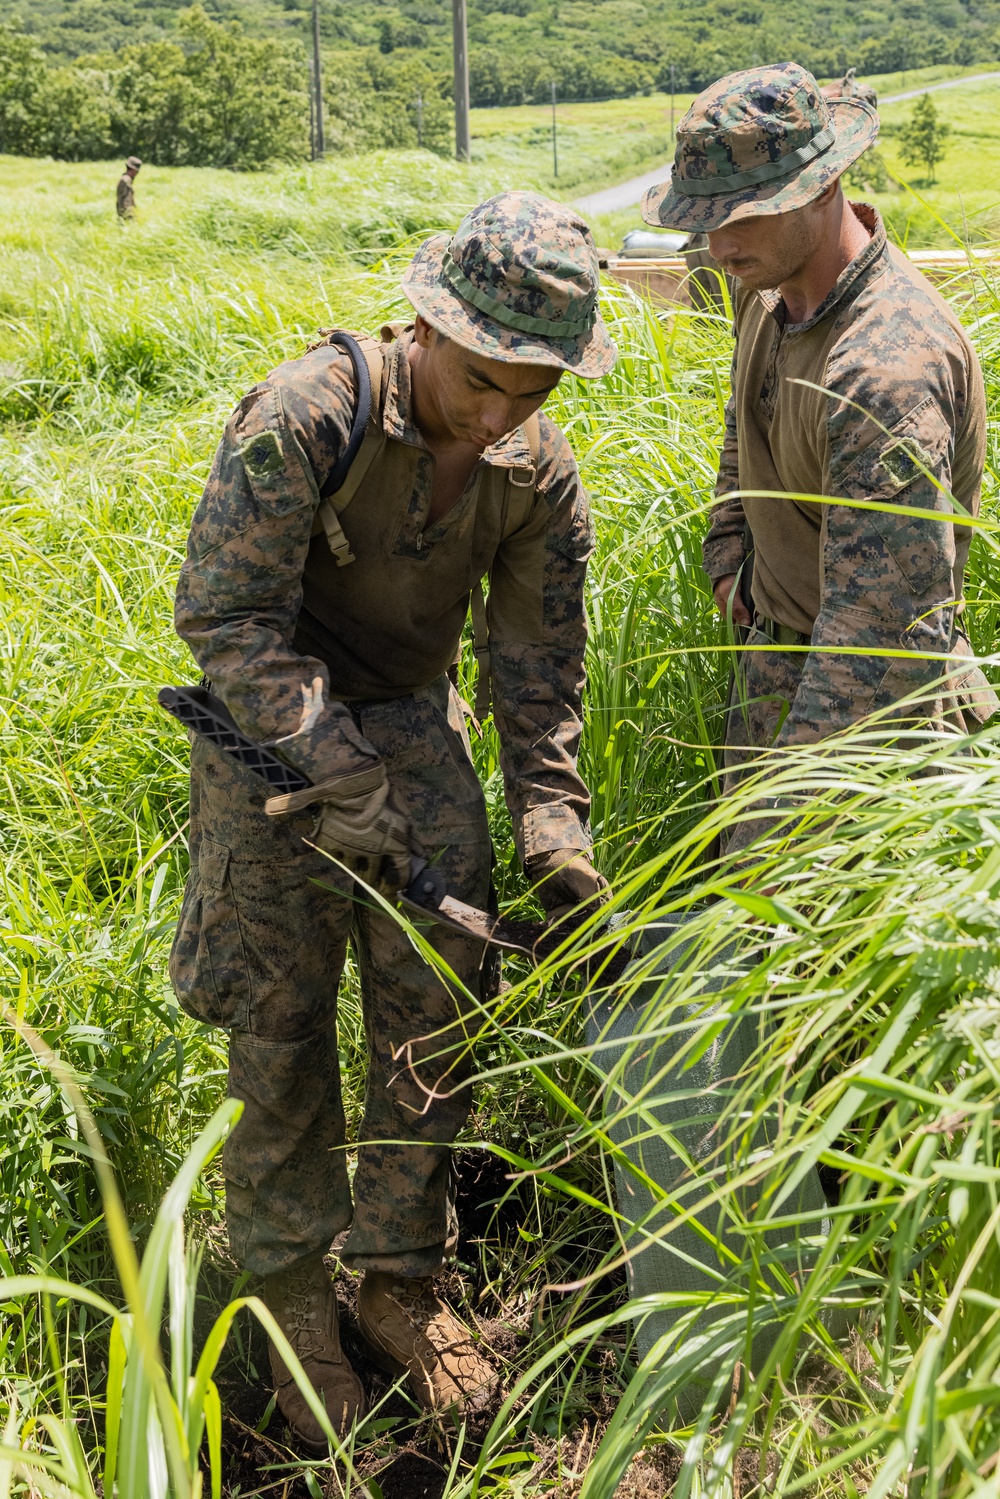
[586,915,832,1423]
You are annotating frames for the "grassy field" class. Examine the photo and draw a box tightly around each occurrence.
[466,66,1000,250]
[470,90,691,200]
[4,142,1000,1498]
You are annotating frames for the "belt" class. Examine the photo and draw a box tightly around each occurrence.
[755,615,810,647]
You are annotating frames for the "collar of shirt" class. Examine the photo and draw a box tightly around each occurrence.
[380,330,536,469]
[758,201,888,334]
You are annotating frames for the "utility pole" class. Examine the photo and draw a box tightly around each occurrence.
[309,57,316,158]
[551,79,558,178]
[452,0,471,161]
[416,90,424,149]
[312,0,325,159]
[669,63,675,138]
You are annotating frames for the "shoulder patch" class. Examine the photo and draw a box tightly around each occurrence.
[878,437,934,492]
[240,429,285,481]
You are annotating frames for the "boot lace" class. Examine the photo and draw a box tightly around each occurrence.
[279,1265,331,1362]
[392,1278,460,1350]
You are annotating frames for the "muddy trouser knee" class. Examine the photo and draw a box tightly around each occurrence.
[168,678,492,1277]
[338,677,492,1277]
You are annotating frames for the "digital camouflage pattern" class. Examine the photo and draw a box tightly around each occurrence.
[821,68,878,109]
[403,191,616,377]
[170,677,493,1275]
[175,327,594,862]
[641,62,879,234]
[704,204,994,850]
[172,299,600,1271]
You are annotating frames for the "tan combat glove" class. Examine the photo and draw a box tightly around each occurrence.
[524,847,609,929]
[266,764,412,897]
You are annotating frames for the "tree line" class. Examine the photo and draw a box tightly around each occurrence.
[0,7,452,169]
[3,0,999,167]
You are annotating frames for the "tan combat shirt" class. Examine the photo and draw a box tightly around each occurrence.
[704,203,987,745]
[176,331,596,860]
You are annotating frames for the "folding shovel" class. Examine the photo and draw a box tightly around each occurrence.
[158,685,628,977]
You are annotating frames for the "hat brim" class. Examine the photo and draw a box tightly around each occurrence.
[401,235,617,379]
[641,98,879,234]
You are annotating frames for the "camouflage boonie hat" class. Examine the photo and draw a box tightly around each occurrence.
[402,191,616,378]
[642,62,879,234]
[126,156,142,169]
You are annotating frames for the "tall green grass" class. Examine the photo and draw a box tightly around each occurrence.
[2,154,1000,1494]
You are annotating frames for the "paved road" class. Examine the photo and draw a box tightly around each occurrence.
[573,162,676,218]
[573,70,1000,217]
[879,69,1000,104]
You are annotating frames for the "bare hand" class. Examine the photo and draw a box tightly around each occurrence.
[713,572,752,629]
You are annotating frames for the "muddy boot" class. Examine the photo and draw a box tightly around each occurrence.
[358,1272,497,1418]
[263,1253,367,1452]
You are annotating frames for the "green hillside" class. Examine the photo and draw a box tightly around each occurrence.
[11,0,1000,103]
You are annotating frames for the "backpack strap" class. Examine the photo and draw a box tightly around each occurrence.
[471,411,542,720]
[309,330,388,567]
[500,410,541,541]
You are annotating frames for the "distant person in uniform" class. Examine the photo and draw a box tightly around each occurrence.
[822,68,878,108]
[117,157,142,221]
[679,232,730,313]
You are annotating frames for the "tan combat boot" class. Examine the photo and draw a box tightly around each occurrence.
[263,1253,367,1452]
[358,1271,497,1418]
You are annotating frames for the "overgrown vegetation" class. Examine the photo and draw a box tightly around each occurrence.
[7,0,1000,147]
[3,150,1000,1496]
[0,5,459,166]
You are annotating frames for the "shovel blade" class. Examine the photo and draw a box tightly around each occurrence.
[398,891,549,957]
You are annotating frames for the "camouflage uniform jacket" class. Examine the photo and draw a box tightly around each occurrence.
[175,330,595,861]
[704,202,987,746]
[116,174,135,218]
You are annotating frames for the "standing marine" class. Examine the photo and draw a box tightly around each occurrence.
[169,192,615,1447]
[641,62,995,852]
[821,67,878,108]
[116,156,141,220]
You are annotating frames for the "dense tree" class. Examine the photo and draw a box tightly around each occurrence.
[324,51,453,154]
[0,27,53,157]
[3,0,1000,162]
[899,91,952,180]
[0,7,309,168]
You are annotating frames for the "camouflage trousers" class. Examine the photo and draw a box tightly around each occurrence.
[720,629,805,793]
[169,675,492,1277]
[722,625,992,788]
[720,628,994,855]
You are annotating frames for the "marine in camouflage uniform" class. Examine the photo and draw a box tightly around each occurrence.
[821,68,878,108]
[642,63,994,852]
[679,232,730,313]
[116,156,141,220]
[170,192,616,1446]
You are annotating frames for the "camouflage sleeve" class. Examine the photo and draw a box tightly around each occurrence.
[486,414,594,864]
[775,356,969,749]
[174,357,382,782]
[703,346,747,584]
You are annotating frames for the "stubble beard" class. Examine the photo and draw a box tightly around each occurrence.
[723,214,822,293]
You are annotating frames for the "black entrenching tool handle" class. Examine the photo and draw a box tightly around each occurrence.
[157,684,447,908]
[157,685,312,796]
